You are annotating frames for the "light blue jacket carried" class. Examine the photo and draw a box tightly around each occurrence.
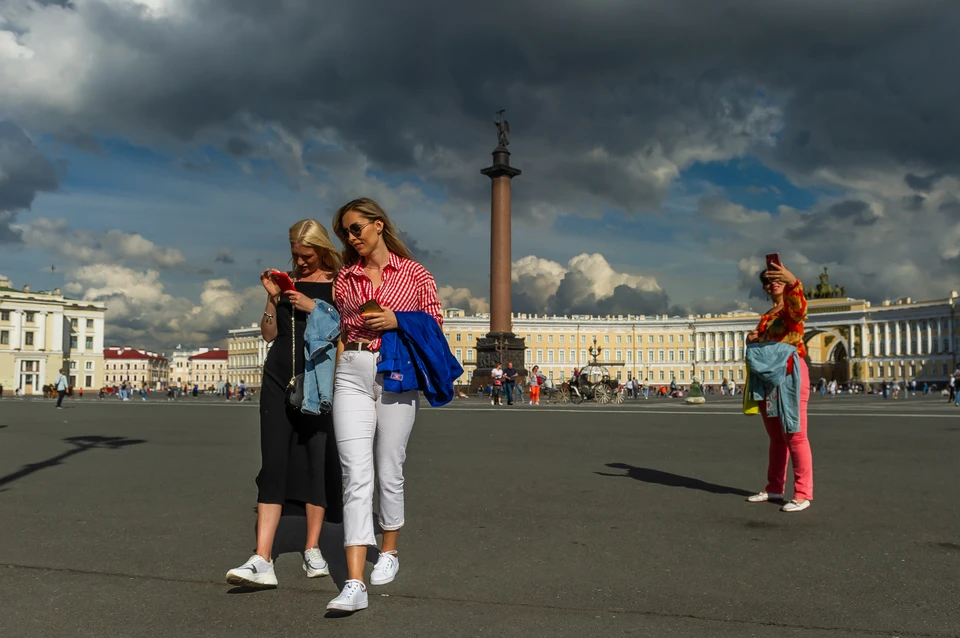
[302,299,340,415]
[744,341,801,433]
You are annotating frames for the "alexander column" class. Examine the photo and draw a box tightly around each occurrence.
[473,109,525,391]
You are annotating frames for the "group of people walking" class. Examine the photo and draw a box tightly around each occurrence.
[225,198,459,613]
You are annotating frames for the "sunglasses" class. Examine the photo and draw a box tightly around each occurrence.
[346,221,374,238]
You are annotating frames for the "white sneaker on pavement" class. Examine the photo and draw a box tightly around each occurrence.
[370,551,399,586]
[781,499,811,512]
[302,547,329,578]
[327,579,368,612]
[226,554,278,588]
[746,492,783,503]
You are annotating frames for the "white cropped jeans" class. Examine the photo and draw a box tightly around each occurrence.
[333,350,419,547]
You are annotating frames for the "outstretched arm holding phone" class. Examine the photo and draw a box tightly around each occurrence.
[259,269,281,343]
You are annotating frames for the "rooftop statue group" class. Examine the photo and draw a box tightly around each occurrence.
[808,267,846,300]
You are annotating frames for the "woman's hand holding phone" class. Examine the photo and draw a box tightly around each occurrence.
[284,289,316,314]
[261,269,281,298]
[363,306,398,332]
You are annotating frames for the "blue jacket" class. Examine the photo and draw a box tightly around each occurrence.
[377,311,464,407]
[302,299,340,415]
[745,341,801,433]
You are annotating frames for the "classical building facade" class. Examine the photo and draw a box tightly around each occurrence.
[0,277,106,395]
[227,323,271,389]
[103,346,170,389]
[188,348,228,389]
[441,288,959,387]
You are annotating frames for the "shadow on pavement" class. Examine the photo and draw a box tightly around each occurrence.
[0,435,147,490]
[595,462,753,496]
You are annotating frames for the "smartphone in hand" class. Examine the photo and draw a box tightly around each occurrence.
[269,270,296,293]
[360,299,383,315]
[765,253,781,269]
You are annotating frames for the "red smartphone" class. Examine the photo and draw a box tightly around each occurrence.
[269,270,296,293]
[765,253,781,269]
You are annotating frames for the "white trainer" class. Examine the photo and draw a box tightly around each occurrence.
[327,579,368,612]
[370,551,399,586]
[226,554,278,588]
[781,499,811,512]
[746,492,783,503]
[302,547,329,578]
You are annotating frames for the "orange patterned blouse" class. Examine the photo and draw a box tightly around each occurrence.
[754,280,807,358]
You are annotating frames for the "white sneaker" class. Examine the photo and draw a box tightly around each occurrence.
[302,547,329,578]
[746,492,783,503]
[225,554,278,588]
[781,499,811,512]
[327,579,368,612]
[370,551,399,585]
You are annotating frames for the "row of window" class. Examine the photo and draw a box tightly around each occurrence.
[464,367,745,383]
[0,311,97,330]
[229,340,260,351]
[68,318,96,330]
[229,355,260,367]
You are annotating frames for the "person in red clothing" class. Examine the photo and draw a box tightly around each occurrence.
[327,197,443,613]
[745,259,813,513]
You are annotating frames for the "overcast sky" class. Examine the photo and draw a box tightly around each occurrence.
[2,0,959,351]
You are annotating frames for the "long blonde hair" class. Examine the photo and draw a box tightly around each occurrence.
[289,219,342,275]
[332,197,413,267]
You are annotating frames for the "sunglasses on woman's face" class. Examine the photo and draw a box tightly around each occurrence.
[346,221,374,238]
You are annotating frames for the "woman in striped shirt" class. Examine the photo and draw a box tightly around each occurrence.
[326,197,443,613]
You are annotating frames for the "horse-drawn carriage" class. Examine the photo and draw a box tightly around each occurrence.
[562,362,627,404]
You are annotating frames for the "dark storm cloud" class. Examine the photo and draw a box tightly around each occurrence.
[787,199,879,241]
[7,0,958,218]
[0,121,61,242]
[214,248,235,264]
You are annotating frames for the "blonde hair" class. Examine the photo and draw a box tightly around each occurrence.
[288,219,342,275]
[332,197,414,266]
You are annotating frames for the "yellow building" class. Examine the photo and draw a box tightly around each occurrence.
[0,277,106,395]
[227,323,271,390]
[103,346,170,390]
[440,308,759,388]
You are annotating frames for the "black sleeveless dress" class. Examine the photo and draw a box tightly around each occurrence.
[257,281,342,516]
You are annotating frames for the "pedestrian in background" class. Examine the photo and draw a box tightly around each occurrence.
[54,368,68,409]
[503,362,518,405]
[528,365,542,405]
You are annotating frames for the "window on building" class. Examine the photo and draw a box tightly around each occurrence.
[658,349,665,362]
[537,335,542,343]
[658,370,665,381]
[603,350,610,361]
[85,375,93,387]
[728,347,734,360]
[547,350,554,363]
[679,350,685,362]
[0,330,7,345]
[26,311,35,323]
[709,369,716,381]
[536,349,544,363]
[649,335,654,343]
[626,350,632,363]
[69,360,77,370]
[25,332,34,346]
[86,318,94,329]
[70,318,78,329]
[548,334,553,343]
[636,349,642,362]
[679,335,684,343]
[559,335,565,344]
[559,350,565,363]
[668,334,674,343]
[658,335,664,343]
[467,334,473,343]
[0,311,8,321]
[570,349,576,362]
[604,335,609,344]
[455,333,461,342]
[648,349,654,362]
[738,369,744,380]
[581,335,586,344]
[627,335,632,344]
[70,336,78,349]
[668,350,675,362]
[455,348,462,362]
[680,370,685,380]
[615,349,622,361]
[616,335,622,344]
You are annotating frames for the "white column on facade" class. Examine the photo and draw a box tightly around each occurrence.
[926,321,933,355]
[905,321,912,356]
[883,322,891,357]
[36,311,47,350]
[894,321,901,356]
[861,323,869,359]
[848,323,856,358]
[873,322,880,357]
[937,318,943,353]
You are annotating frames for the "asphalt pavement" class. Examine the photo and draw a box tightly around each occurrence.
[1,393,958,637]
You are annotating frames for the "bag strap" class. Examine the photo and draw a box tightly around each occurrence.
[289,296,297,386]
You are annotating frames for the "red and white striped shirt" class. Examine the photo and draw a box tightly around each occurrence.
[335,252,443,351]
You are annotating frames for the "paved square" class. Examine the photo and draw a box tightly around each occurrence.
[1,395,958,637]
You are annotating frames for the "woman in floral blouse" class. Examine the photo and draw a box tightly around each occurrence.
[745,259,813,513]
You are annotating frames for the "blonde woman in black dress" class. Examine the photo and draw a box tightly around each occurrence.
[226,219,343,588]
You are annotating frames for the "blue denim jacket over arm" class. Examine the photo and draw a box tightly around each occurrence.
[377,311,464,407]
[302,299,340,415]
[745,341,801,433]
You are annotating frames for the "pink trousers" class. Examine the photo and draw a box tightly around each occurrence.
[760,358,813,501]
